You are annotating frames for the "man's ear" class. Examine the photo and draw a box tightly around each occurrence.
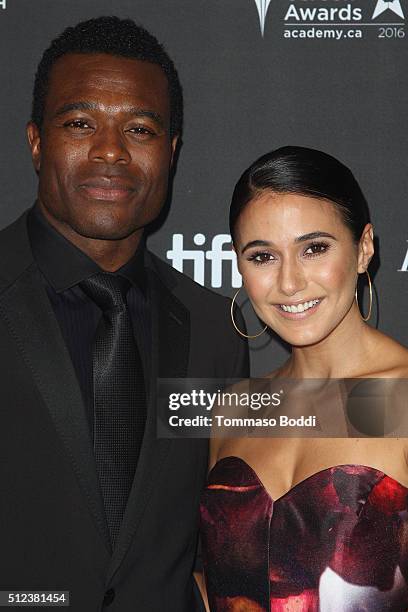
[26,122,41,172]
[170,134,181,170]
[170,134,179,167]
[357,223,374,273]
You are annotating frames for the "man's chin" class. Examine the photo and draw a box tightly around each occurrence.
[39,200,149,242]
[70,221,140,241]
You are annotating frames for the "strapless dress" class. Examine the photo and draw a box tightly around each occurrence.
[200,456,408,611]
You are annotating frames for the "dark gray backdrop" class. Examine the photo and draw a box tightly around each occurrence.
[0,0,406,374]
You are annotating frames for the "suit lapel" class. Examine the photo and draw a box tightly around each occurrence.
[0,262,111,553]
[107,259,191,582]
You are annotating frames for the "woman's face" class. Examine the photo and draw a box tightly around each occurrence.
[234,191,372,347]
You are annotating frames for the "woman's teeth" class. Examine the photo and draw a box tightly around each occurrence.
[280,299,320,313]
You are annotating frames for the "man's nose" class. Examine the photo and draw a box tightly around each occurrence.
[88,127,131,165]
[278,257,307,297]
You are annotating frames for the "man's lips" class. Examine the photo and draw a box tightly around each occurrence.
[78,178,136,202]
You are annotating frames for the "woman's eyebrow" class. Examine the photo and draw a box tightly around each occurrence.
[241,240,272,254]
[294,231,337,243]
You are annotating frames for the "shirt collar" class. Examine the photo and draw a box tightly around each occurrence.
[27,203,147,294]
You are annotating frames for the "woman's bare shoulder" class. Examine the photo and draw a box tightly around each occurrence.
[368,332,408,377]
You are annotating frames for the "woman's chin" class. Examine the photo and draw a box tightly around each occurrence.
[268,323,329,349]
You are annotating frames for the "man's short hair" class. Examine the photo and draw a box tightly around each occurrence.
[31,15,183,138]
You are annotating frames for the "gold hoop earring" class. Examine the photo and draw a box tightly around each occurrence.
[355,270,372,322]
[230,287,268,339]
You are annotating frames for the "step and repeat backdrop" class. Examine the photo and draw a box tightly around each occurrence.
[0,0,406,374]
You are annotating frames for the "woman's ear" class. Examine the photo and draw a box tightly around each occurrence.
[357,223,374,273]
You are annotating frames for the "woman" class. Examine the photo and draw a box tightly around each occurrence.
[199,146,408,611]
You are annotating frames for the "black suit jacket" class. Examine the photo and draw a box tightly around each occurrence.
[0,211,249,612]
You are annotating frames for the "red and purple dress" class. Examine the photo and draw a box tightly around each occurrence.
[200,456,408,611]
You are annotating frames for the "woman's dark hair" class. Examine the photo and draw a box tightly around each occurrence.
[230,146,370,244]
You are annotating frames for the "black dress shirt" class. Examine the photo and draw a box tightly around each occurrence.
[27,203,151,441]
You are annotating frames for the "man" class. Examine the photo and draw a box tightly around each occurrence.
[0,16,248,612]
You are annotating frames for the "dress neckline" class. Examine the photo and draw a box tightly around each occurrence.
[208,456,408,504]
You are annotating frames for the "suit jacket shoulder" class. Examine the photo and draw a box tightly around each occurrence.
[145,249,250,380]
[0,211,33,291]
[145,249,231,308]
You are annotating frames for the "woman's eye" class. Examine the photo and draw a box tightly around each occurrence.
[248,252,275,265]
[304,242,330,257]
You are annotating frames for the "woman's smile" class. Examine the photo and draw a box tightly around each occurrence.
[274,297,323,319]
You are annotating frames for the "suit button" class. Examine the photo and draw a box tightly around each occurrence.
[103,589,115,606]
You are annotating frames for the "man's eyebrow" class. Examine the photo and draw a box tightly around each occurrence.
[54,101,165,128]
[128,108,164,128]
[241,232,337,254]
[54,101,96,116]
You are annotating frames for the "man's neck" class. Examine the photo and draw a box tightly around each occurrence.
[38,201,143,272]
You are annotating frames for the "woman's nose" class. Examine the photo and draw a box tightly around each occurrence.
[278,258,307,297]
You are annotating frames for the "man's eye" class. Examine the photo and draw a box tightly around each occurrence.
[64,119,91,129]
[127,126,155,136]
[247,252,275,265]
[304,242,330,257]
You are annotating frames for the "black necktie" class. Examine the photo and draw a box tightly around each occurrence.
[80,273,146,546]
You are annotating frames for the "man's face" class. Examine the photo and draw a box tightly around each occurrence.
[27,53,178,241]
